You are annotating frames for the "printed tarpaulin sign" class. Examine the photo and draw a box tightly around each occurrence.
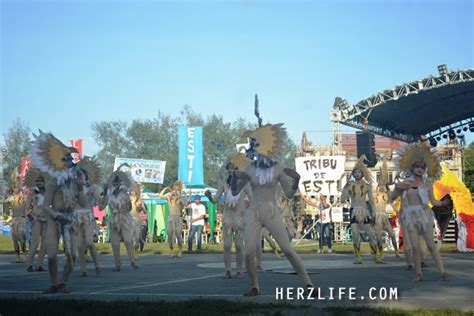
[295,156,346,196]
[178,126,204,185]
[113,157,166,184]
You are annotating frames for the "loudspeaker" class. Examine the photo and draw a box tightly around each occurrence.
[356,132,377,167]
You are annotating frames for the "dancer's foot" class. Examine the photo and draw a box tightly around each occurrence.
[79,271,87,277]
[42,285,58,294]
[406,265,413,270]
[95,266,100,275]
[317,249,322,254]
[223,271,232,279]
[353,257,362,264]
[441,272,449,281]
[236,272,243,279]
[413,274,422,282]
[131,262,138,270]
[27,266,34,272]
[36,266,45,272]
[327,248,333,253]
[256,265,263,271]
[243,288,259,297]
[57,283,70,293]
[177,250,182,258]
[113,266,121,272]
[375,257,387,264]
[421,262,428,269]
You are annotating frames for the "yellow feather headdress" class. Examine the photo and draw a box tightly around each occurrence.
[219,152,250,182]
[30,130,78,182]
[78,156,102,186]
[394,142,442,180]
[243,123,287,158]
[23,167,50,188]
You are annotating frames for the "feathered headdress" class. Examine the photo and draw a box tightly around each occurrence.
[23,167,50,188]
[243,123,287,159]
[107,170,134,192]
[77,156,102,186]
[353,155,373,183]
[219,152,250,181]
[30,130,78,182]
[394,142,442,180]
[378,156,389,190]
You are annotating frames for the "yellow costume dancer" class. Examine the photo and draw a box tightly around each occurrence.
[233,122,314,296]
[30,130,88,294]
[393,141,448,282]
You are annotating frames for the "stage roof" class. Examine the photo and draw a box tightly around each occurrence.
[333,68,474,142]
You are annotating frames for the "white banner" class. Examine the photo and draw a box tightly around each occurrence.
[295,155,346,196]
[114,157,166,184]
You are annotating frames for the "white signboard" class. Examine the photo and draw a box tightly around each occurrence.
[295,155,346,196]
[331,206,343,223]
[114,157,166,184]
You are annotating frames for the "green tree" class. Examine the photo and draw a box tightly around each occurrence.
[91,105,298,190]
[2,118,31,189]
[464,142,474,192]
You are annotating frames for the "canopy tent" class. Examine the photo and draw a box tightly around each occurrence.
[142,184,220,240]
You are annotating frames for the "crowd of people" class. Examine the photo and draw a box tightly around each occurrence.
[2,122,454,296]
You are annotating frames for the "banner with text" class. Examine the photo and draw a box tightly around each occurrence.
[113,157,166,184]
[178,126,204,185]
[295,155,346,196]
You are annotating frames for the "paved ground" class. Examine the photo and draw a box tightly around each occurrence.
[0,251,473,311]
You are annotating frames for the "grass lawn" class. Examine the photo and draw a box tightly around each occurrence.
[0,235,458,256]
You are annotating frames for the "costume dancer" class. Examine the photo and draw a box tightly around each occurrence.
[25,168,49,272]
[232,120,314,296]
[341,156,381,264]
[100,169,138,271]
[393,141,448,281]
[30,130,88,293]
[160,181,188,258]
[206,152,251,279]
[373,157,399,260]
[74,156,101,276]
[7,173,27,263]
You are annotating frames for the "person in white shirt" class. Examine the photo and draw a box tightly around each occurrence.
[302,195,333,253]
[188,196,206,252]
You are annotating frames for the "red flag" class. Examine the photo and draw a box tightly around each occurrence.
[20,156,31,183]
[70,139,83,164]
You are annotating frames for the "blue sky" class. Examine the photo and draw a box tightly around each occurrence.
[1,0,473,155]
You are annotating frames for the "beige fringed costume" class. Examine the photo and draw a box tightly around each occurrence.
[8,186,27,263]
[74,156,101,276]
[30,130,88,294]
[233,123,314,296]
[373,157,399,260]
[160,181,188,258]
[206,153,251,278]
[100,170,137,271]
[341,156,381,264]
[393,141,447,281]
[25,168,49,271]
